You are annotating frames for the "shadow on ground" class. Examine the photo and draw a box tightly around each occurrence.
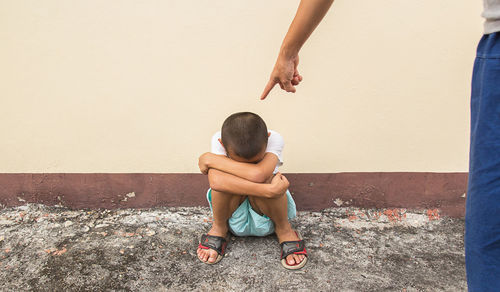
[0,204,465,291]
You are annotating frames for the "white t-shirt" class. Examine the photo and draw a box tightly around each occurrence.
[210,130,284,174]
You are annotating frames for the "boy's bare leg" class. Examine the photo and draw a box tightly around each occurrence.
[248,194,306,266]
[197,190,245,263]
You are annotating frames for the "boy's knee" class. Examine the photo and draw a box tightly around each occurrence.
[212,190,246,204]
[212,190,238,198]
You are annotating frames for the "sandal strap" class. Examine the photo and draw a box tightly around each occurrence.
[199,234,227,256]
[280,240,307,260]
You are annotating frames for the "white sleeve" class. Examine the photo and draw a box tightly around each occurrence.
[266,130,284,171]
[210,131,227,155]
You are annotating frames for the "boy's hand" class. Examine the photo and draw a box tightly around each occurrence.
[198,152,214,175]
[267,172,290,198]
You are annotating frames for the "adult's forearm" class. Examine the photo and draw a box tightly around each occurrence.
[208,169,271,198]
[280,0,334,58]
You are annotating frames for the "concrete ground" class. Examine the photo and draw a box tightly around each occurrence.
[0,204,465,291]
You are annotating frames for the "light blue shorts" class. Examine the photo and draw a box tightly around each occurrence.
[206,189,297,237]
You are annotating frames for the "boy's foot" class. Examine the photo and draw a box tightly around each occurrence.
[275,228,308,269]
[197,226,229,264]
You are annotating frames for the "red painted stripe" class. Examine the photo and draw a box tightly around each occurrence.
[0,173,467,217]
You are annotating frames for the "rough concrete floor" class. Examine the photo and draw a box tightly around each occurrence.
[0,204,465,291]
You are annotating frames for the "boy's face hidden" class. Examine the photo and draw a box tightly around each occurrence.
[219,132,271,164]
[219,138,267,164]
[227,147,267,164]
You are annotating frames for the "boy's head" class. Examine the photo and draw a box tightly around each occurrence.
[221,112,268,163]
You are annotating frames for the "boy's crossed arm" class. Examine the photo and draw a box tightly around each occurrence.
[199,152,277,183]
[198,152,289,199]
[207,169,289,199]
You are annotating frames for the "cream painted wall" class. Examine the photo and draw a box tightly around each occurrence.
[0,0,483,173]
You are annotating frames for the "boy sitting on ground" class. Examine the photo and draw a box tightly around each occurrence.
[196,112,308,269]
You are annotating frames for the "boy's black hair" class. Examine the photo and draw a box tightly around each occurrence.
[221,112,268,159]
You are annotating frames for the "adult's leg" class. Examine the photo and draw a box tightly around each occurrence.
[465,32,500,291]
[197,190,246,263]
[249,194,306,266]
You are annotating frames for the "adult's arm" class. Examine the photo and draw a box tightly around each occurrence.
[208,169,289,199]
[260,0,334,100]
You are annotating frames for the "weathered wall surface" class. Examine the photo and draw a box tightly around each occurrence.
[0,0,482,173]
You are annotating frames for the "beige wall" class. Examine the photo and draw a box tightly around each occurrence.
[0,0,483,173]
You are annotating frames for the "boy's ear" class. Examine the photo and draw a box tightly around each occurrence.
[218,138,224,148]
[268,132,271,137]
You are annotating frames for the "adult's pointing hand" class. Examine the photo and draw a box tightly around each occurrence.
[260,54,303,100]
[259,0,334,100]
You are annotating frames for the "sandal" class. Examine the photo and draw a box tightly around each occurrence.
[280,231,308,270]
[197,234,229,265]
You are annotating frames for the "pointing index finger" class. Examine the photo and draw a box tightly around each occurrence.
[260,79,277,100]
